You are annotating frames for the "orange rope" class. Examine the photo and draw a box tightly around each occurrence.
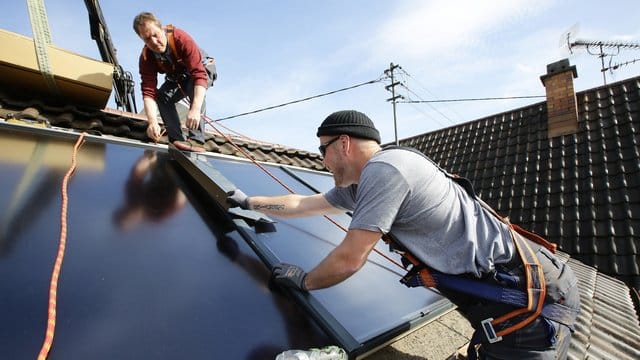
[179,98,259,142]
[37,133,86,360]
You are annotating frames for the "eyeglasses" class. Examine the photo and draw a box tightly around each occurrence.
[318,136,340,156]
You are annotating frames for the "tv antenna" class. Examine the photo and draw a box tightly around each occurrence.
[562,25,640,85]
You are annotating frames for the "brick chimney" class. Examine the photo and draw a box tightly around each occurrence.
[540,59,579,138]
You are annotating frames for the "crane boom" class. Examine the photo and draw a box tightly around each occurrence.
[84,0,137,113]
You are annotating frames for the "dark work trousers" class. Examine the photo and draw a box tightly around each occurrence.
[443,234,581,360]
[156,75,206,144]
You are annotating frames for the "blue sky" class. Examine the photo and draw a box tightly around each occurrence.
[4,1,639,152]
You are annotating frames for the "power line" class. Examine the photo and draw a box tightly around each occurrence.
[393,68,458,126]
[395,68,463,125]
[399,92,455,129]
[213,76,386,122]
[384,65,546,134]
[401,95,545,103]
[398,82,457,126]
[209,65,544,128]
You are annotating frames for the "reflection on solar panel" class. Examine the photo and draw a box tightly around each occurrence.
[0,124,453,359]
[174,148,454,357]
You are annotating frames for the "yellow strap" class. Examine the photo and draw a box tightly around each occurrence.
[26,0,59,94]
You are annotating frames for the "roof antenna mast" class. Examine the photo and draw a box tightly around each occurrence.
[563,25,640,85]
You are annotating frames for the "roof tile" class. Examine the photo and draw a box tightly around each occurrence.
[397,76,640,291]
[0,90,327,171]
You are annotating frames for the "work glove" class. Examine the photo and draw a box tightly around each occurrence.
[272,263,307,291]
[227,189,250,209]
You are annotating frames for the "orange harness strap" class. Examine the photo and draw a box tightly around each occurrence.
[492,226,546,337]
[512,223,556,253]
[165,24,181,65]
[392,225,547,341]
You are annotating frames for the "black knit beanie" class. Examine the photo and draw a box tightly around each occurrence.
[316,110,381,144]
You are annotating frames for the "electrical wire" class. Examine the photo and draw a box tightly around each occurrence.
[393,67,546,133]
[392,69,458,127]
[175,83,406,271]
[212,76,387,122]
[397,68,463,120]
[398,83,457,128]
[400,95,546,103]
[202,112,405,270]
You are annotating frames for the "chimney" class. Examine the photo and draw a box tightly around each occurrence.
[540,59,579,138]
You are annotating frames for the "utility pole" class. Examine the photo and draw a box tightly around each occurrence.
[384,62,402,145]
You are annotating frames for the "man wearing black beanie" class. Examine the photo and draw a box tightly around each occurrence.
[315,110,382,144]
[228,110,580,360]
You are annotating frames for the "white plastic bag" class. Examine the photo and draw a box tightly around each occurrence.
[275,345,347,360]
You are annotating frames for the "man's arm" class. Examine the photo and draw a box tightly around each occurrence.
[304,228,381,290]
[185,84,206,129]
[139,50,162,142]
[247,193,343,218]
[173,27,208,131]
[143,97,162,142]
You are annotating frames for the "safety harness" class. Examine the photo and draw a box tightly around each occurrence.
[380,146,578,358]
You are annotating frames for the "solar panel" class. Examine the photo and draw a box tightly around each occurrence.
[180,150,453,356]
[0,128,328,359]
[0,125,453,359]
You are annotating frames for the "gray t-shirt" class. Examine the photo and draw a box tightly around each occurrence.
[324,148,514,277]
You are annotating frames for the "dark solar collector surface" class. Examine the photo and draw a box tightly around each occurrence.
[0,127,451,359]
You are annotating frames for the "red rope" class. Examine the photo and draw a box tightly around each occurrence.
[38,132,86,360]
[200,113,405,271]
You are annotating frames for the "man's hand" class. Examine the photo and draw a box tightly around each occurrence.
[227,189,250,209]
[185,108,201,130]
[271,263,307,291]
[146,122,162,142]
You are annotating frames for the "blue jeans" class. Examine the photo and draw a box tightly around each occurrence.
[156,75,206,144]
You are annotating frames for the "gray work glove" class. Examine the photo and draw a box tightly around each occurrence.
[272,263,307,291]
[227,189,250,209]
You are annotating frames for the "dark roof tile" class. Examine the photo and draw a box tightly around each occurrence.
[0,91,327,171]
[398,76,640,291]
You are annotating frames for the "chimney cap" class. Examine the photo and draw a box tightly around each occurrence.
[540,58,578,84]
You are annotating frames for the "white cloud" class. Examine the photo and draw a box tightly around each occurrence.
[372,0,553,62]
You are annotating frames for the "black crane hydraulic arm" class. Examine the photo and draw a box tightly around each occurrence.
[84,0,138,113]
